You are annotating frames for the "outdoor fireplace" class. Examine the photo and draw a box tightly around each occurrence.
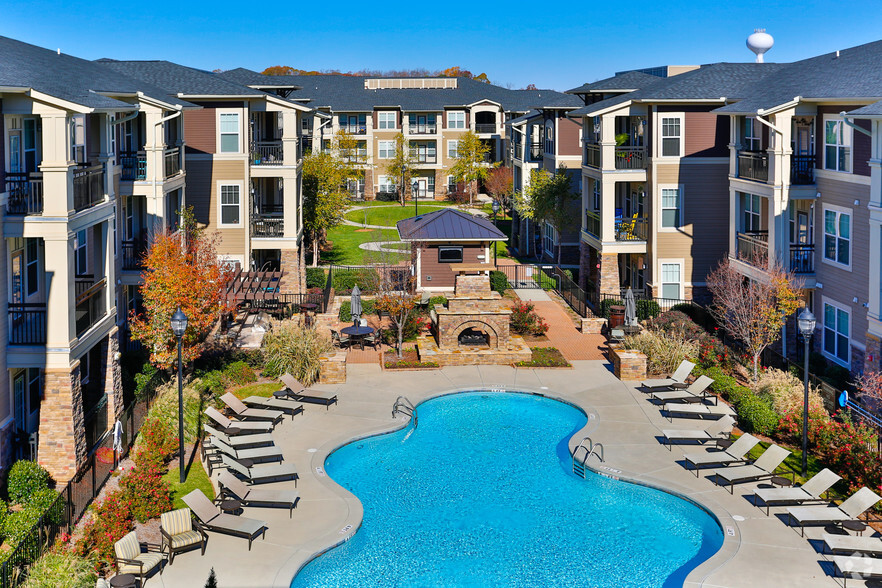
[458,327,489,346]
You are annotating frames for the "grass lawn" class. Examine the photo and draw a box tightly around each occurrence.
[344,205,447,227]
[164,455,214,510]
[311,226,406,265]
[740,438,846,499]
[350,199,458,208]
[230,381,280,399]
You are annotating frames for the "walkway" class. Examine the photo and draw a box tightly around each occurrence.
[515,288,607,361]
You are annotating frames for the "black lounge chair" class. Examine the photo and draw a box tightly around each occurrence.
[280,374,337,409]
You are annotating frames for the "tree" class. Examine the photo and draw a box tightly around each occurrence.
[386,133,419,205]
[707,258,801,381]
[205,568,218,588]
[525,166,579,264]
[374,267,418,359]
[302,129,362,266]
[129,208,233,370]
[524,84,538,90]
[485,166,513,213]
[439,66,492,84]
[450,131,492,206]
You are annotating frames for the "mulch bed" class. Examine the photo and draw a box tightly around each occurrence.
[383,348,439,369]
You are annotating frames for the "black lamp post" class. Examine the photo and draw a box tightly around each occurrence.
[170,306,188,484]
[491,199,501,267]
[413,180,419,217]
[797,308,816,477]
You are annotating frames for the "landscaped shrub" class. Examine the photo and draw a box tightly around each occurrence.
[754,367,826,416]
[734,392,779,436]
[134,362,161,401]
[644,310,705,341]
[510,302,549,336]
[132,417,178,470]
[261,321,333,385]
[381,313,428,345]
[77,491,132,568]
[29,488,63,525]
[598,298,623,319]
[426,296,447,311]
[514,347,571,368]
[199,370,226,396]
[3,507,44,547]
[635,299,661,321]
[305,267,327,289]
[376,191,398,202]
[697,335,734,369]
[118,466,173,523]
[338,299,377,323]
[824,364,851,390]
[8,460,51,505]
[223,361,257,386]
[332,268,378,294]
[623,330,698,376]
[489,271,509,294]
[22,549,97,588]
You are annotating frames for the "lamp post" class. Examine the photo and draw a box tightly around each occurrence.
[797,308,816,477]
[492,199,500,267]
[170,307,188,484]
[413,180,419,217]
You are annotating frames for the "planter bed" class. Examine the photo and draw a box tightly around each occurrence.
[514,347,572,368]
[382,348,440,370]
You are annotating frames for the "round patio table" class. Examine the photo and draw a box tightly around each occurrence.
[273,389,289,399]
[110,574,137,588]
[219,499,242,515]
[222,427,241,436]
[340,325,375,350]
[842,520,867,535]
[770,476,792,488]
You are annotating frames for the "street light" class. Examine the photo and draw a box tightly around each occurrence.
[170,307,188,484]
[797,307,816,477]
[413,180,419,217]
[491,199,501,267]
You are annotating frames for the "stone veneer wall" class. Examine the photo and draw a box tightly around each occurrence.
[318,351,347,384]
[104,328,124,422]
[598,252,620,295]
[278,249,304,294]
[866,333,881,373]
[609,346,647,381]
[39,362,86,483]
[455,274,492,297]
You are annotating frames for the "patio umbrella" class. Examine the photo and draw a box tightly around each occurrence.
[112,420,124,468]
[624,287,637,327]
[351,285,362,328]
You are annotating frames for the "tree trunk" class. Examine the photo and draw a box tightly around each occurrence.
[753,352,760,381]
[312,236,319,268]
[397,320,404,359]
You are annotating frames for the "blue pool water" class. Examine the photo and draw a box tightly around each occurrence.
[291,391,723,587]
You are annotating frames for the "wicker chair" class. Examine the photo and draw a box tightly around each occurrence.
[113,531,164,584]
[159,507,208,564]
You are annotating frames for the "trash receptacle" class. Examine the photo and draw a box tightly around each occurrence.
[608,305,625,329]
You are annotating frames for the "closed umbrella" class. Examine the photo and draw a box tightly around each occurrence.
[112,420,124,468]
[350,285,362,328]
[624,287,637,328]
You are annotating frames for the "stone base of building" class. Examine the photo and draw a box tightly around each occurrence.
[866,333,882,373]
[417,334,532,366]
[38,362,86,484]
[318,350,346,384]
[609,346,647,381]
[278,248,304,294]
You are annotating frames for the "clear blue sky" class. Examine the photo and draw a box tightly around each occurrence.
[4,0,882,91]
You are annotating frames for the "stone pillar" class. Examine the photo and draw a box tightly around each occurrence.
[278,249,303,294]
[104,328,124,422]
[434,169,446,201]
[579,241,591,291]
[598,252,620,295]
[364,168,375,200]
[865,333,882,373]
[38,362,85,483]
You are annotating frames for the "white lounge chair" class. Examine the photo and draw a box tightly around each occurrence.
[651,375,716,404]
[663,401,735,421]
[824,533,882,556]
[220,393,284,423]
[205,407,273,434]
[661,415,735,450]
[753,468,841,515]
[217,471,300,518]
[712,444,791,493]
[641,360,695,390]
[787,487,882,536]
[834,555,882,587]
[682,433,759,476]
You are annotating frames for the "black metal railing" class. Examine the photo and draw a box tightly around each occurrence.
[614,146,646,170]
[615,215,649,241]
[584,143,601,168]
[791,154,815,185]
[475,123,496,134]
[529,143,542,160]
[73,165,105,211]
[75,277,106,337]
[250,216,284,238]
[250,141,284,165]
[5,172,44,215]
[8,304,46,345]
[790,243,815,274]
[494,264,590,317]
[585,211,601,238]
[597,291,698,316]
[119,151,146,180]
[163,147,182,178]
[736,231,769,265]
[121,241,146,271]
[83,395,108,453]
[737,150,769,182]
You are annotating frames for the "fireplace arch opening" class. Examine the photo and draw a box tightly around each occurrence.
[458,327,489,346]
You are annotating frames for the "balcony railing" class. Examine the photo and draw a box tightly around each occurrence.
[615,146,646,170]
[790,243,814,274]
[251,216,284,238]
[341,124,367,135]
[73,165,105,212]
[584,143,601,168]
[300,136,313,156]
[529,143,542,160]
[737,151,769,182]
[121,241,147,271]
[344,149,368,164]
[5,172,44,215]
[75,276,107,338]
[8,303,46,345]
[614,215,649,241]
[120,152,146,181]
[736,231,769,266]
[475,123,496,134]
[408,124,436,135]
[251,141,283,165]
[412,153,437,164]
[791,154,815,185]
[585,210,601,238]
[163,147,182,178]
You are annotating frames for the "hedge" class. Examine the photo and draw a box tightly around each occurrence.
[338,299,377,323]
[305,267,327,289]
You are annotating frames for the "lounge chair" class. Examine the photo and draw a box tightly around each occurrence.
[663,401,735,421]
[217,470,300,518]
[280,374,338,409]
[221,453,299,486]
[682,433,759,476]
[113,531,164,584]
[834,555,882,587]
[181,489,267,550]
[205,407,273,434]
[651,375,716,404]
[242,395,304,419]
[208,436,283,464]
[824,533,882,556]
[220,393,284,423]
[159,507,208,564]
[661,415,736,451]
[787,487,882,536]
[204,424,274,449]
[753,468,841,515]
[641,360,695,390]
[712,444,791,493]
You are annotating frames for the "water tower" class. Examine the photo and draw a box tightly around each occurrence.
[747,29,774,63]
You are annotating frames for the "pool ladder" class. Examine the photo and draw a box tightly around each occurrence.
[392,396,418,428]
[572,436,604,478]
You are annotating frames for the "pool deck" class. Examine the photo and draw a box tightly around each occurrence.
[155,362,862,587]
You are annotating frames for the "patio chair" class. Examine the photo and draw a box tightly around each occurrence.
[608,329,625,345]
[660,414,736,450]
[650,375,716,404]
[242,395,305,419]
[205,407,274,434]
[663,401,735,422]
[221,453,299,486]
[834,555,882,587]
[712,444,791,493]
[641,360,695,390]
[208,435,284,465]
[682,433,759,476]
[159,507,208,564]
[363,331,380,349]
[331,329,350,349]
[280,373,338,409]
[204,424,274,449]
[220,393,284,423]
[787,487,882,536]
[113,531,164,584]
[181,490,267,551]
[217,470,300,518]
[824,533,882,557]
[753,468,841,515]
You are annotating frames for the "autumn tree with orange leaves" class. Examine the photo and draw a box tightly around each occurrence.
[129,208,233,369]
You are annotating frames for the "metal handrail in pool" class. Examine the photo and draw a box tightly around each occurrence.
[392,396,418,428]
[572,436,604,477]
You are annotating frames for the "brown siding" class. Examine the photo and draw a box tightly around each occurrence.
[816,106,872,176]
[419,242,486,288]
[683,111,728,158]
[184,109,216,155]
[854,118,872,177]
[185,158,247,257]
[558,117,582,157]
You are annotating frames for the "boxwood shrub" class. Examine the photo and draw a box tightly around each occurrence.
[7,460,51,505]
[734,392,779,436]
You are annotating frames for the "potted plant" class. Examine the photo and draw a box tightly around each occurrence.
[251,150,262,165]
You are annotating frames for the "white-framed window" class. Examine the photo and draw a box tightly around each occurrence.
[823,115,851,173]
[27,368,41,417]
[378,176,396,193]
[823,205,851,268]
[660,115,683,157]
[75,230,88,276]
[744,117,760,151]
[69,114,85,163]
[408,113,436,133]
[659,261,682,300]
[447,111,465,129]
[448,140,460,159]
[218,183,242,227]
[427,175,435,193]
[447,175,457,193]
[543,222,557,255]
[660,185,682,229]
[823,299,850,366]
[219,112,240,153]
[25,239,39,297]
[743,193,762,232]
[377,140,395,159]
[592,179,600,211]
[544,121,554,154]
[377,112,396,130]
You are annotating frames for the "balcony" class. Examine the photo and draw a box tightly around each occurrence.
[412,152,437,164]
[614,146,646,170]
[73,165,105,212]
[584,143,601,168]
[251,141,283,166]
[529,143,542,160]
[614,214,648,241]
[75,275,107,338]
[121,241,147,271]
[408,124,436,135]
[163,147,182,178]
[475,123,496,134]
[737,151,769,182]
[585,210,601,238]
[8,303,46,345]
[791,154,815,185]
[6,172,44,215]
[790,243,814,274]
[251,216,284,238]
[341,124,366,135]
[120,152,146,181]
[736,231,769,266]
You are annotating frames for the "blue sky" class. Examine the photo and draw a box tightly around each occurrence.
[4,0,882,91]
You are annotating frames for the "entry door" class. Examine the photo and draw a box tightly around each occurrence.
[796,127,812,155]
[13,373,25,434]
[416,178,427,198]
[796,211,810,244]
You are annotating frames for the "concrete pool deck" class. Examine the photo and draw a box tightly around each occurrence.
[154,362,864,587]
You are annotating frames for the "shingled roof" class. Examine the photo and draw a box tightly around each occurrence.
[96,60,268,98]
[397,208,507,242]
[566,71,661,95]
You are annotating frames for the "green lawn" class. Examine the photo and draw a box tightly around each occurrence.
[313,226,406,265]
[230,382,279,399]
[164,455,214,510]
[741,438,846,500]
[350,199,458,208]
[344,205,447,227]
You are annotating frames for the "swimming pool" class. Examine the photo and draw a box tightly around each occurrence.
[291,391,723,587]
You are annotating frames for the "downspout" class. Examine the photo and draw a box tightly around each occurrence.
[839,112,873,137]
[153,109,183,236]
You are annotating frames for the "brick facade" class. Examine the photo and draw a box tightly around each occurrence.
[38,362,86,483]
[598,252,620,294]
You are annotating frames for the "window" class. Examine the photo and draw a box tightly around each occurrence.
[75,230,88,275]
[409,114,436,133]
[378,112,396,130]
[824,116,851,172]
[339,114,366,133]
[25,239,38,297]
[545,121,554,154]
[744,117,760,151]
[410,142,436,163]
[660,262,681,300]
[427,175,435,193]
[543,222,557,255]
[743,193,762,232]
[219,184,241,226]
[219,113,240,153]
[378,176,395,193]
[447,175,457,193]
[823,207,851,267]
[27,368,40,416]
[447,111,465,129]
[69,114,85,163]
[660,116,682,157]
[438,246,463,263]
[448,140,460,159]
[660,187,681,228]
[592,180,601,211]
[823,301,850,365]
[378,140,395,159]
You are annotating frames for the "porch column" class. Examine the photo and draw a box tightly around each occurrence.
[38,361,85,483]
[598,252,620,295]
[104,328,124,423]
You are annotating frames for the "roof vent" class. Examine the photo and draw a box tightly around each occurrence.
[746,29,774,63]
[57,48,61,55]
